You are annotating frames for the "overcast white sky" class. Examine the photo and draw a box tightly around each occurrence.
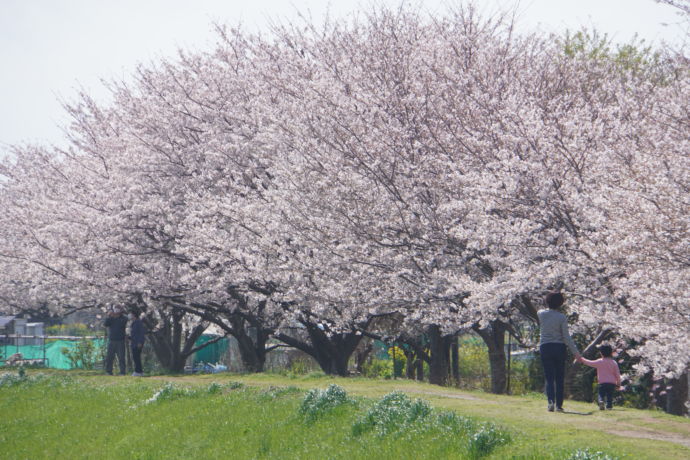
[0,0,685,152]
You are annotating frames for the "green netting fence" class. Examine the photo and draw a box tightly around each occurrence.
[1,335,224,369]
[192,335,229,365]
[1,339,105,370]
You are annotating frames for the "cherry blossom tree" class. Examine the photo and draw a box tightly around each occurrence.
[0,3,687,396]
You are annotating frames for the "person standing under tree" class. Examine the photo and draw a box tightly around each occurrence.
[104,306,128,375]
[128,310,146,377]
[538,292,581,412]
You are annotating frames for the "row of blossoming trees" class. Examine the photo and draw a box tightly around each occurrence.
[0,6,687,403]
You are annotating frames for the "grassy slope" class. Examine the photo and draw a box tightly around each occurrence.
[1,371,688,459]
[163,373,690,459]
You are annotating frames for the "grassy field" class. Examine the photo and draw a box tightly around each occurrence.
[1,370,688,459]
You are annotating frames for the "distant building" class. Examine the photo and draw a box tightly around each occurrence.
[0,316,15,344]
[0,316,44,345]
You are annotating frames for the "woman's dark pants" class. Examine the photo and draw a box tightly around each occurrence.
[540,343,566,408]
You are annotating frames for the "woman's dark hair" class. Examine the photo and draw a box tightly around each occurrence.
[545,292,565,309]
[599,345,613,358]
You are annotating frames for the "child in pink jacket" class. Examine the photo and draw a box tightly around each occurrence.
[577,345,621,410]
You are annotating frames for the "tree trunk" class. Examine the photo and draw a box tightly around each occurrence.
[275,319,366,376]
[665,372,689,416]
[474,321,507,394]
[143,306,221,374]
[394,335,427,382]
[428,325,452,386]
[235,333,267,372]
[149,336,188,373]
[146,310,189,373]
[416,358,424,381]
[225,315,269,373]
[451,335,460,386]
[403,347,416,379]
[355,340,373,374]
[166,290,279,374]
[488,347,507,394]
[169,298,275,373]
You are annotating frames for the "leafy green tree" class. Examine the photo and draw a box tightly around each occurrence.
[559,28,673,81]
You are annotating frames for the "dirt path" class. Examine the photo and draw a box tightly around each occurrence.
[401,388,489,401]
[607,428,690,448]
[409,386,690,449]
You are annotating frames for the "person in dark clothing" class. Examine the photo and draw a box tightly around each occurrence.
[104,306,128,375]
[128,310,146,377]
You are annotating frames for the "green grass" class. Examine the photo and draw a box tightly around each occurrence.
[1,370,688,459]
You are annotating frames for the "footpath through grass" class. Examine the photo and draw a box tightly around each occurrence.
[1,370,688,459]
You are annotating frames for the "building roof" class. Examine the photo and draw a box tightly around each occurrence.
[0,316,16,328]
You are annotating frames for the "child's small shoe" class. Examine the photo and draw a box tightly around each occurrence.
[547,402,555,412]
[556,406,564,413]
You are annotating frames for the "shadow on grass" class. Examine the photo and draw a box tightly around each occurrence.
[561,410,594,416]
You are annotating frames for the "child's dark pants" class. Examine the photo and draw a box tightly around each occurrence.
[598,383,616,409]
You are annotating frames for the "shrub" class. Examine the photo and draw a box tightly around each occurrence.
[456,334,538,395]
[258,385,302,401]
[387,346,406,378]
[351,391,510,457]
[565,449,618,460]
[304,371,326,379]
[436,410,475,433]
[618,373,655,410]
[207,382,223,394]
[61,338,100,369]
[299,384,353,422]
[467,424,510,459]
[458,339,491,392]
[226,381,244,390]
[286,357,318,376]
[0,371,27,387]
[434,410,510,458]
[505,359,527,395]
[142,383,191,405]
[139,382,236,408]
[46,323,100,337]
[526,349,546,392]
[352,391,432,436]
[362,359,393,379]
[139,382,232,406]
[0,370,68,388]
